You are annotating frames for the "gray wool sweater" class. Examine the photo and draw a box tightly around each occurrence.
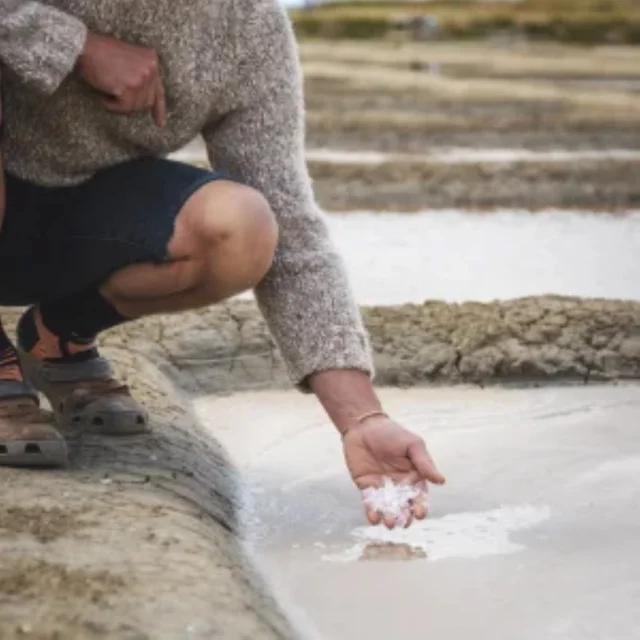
[0,0,373,387]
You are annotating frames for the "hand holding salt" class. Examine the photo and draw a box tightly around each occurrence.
[362,477,428,529]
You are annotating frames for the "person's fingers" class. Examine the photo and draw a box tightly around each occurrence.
[365,507,382,526]
[133,79,155,113]
[408,439,446,485]
[412,499,428,521]
[101,91,134,115]
[410,485,430,520]
[152,75,167,128]
[100,83,156,116]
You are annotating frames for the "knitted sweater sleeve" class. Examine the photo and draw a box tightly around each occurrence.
[202,2,373,389]
[0,1,86,94]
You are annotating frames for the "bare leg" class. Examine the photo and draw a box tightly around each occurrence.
[102,180,278,317]
[12,179,279,443]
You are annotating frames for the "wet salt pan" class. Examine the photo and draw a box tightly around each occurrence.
[324,504,551,563]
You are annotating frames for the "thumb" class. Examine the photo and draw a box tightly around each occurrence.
[408,439,446,485]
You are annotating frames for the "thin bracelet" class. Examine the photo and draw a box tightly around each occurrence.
[355,410,389,425]
[342,410,389,436]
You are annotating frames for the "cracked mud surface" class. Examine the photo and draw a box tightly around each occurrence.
[309,158,640,212]
[56,297,640,394]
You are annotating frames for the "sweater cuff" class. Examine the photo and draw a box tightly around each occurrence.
[35,12,87,94]
[289,327,375,393]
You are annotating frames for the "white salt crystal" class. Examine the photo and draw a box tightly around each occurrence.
[361,477,421,519]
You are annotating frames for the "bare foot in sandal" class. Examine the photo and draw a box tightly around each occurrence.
[17,307,150,436]
[0,328,67,468]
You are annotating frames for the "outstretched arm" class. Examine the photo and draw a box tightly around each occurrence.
[203,0,444,527]
[203,2,371,389]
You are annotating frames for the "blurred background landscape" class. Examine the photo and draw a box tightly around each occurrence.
[287,0,640,45]
[287,0,640,212]
[288,0,640,303]
[180,0,640,304]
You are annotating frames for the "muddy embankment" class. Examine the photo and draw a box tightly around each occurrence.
[309,158,640,212]
[1,295,639,638]
[300,41,640,212]
[111,297,640,393]
[0,307,301,640]
[182,150,640,212]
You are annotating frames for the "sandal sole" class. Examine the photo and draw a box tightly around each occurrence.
[0,438,68,468]
[18,349,151,436]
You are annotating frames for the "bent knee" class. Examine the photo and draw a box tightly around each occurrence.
[225,184,279,262]
[174,180,279,285]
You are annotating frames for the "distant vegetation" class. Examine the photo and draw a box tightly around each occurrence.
[290,0,640,44]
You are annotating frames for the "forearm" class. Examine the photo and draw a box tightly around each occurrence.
[204,4,373,389]
[309,369,383,436]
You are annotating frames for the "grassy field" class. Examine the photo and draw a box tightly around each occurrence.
[291,0,640,43]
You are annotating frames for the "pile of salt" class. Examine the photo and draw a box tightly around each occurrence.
[361,477,424,526]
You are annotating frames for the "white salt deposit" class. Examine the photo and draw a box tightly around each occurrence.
[327,210,640,304]
[361,478,420,514]
[323,504,551,563]
[361,478,423,524]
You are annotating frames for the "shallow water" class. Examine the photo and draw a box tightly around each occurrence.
[196,385,640,640]
[325,210,640,305]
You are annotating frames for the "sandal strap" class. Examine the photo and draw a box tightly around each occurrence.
[38,357,113,384]
[0,379,39,403]
[64,380,132,411]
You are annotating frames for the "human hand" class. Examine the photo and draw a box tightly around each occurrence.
[342,415,445,529]
[76,33,166,127]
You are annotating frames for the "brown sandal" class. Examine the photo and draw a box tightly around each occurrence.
[0,381,68,467]
[19,351,150,436]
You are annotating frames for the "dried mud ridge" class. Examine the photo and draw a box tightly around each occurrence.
[309,158,640,212]
[185,155,640,212]
[89,296,640,394]
[1,295,639,638]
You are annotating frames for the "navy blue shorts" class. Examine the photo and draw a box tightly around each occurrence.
[0,158,227,306]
